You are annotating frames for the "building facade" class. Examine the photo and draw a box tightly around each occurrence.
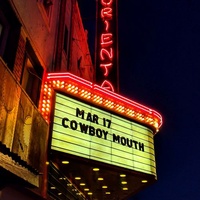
[0,0,162,200]
[0,0,93,199]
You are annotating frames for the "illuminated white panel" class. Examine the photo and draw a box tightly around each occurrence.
[51,93,156,176]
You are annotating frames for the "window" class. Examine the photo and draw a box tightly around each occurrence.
[0,2,21,71]
[21,41,43,107]
[0,10,8,57]
[0,20,6,56]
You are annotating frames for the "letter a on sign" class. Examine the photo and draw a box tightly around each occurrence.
[101,80,114,92]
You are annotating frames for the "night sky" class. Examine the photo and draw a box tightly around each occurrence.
[78,0,200,199]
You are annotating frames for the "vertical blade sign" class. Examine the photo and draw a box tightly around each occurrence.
[96,0,118,92]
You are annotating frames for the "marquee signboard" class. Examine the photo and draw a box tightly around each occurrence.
[51,92,157,176]
[39,73,162,200]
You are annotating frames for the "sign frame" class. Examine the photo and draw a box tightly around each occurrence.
[50,90,157,176]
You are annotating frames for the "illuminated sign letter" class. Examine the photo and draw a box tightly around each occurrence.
[101,0,113,6]
[100,63,113,76]
[101,33,113,47]
[101,80,114,92]
[76,108,85,119]
[100,48,113,61]
[104,20,110,31]
[62,118,69,128]
[101,7,113,19]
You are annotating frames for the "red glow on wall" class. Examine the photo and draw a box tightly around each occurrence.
[39,72,163,133]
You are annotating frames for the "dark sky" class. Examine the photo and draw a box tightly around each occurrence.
[78,0,200,199]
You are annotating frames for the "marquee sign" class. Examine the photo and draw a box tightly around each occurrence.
[51,92,157,176]
[96,0,119,92]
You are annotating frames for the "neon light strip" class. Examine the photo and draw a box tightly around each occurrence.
[47,73,93,88]
[40,72,163,133]
[93,84,162,120]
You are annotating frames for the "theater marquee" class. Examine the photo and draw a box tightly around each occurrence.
[51,92,157,176]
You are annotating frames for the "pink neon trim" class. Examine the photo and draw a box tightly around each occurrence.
[43,73,163,128]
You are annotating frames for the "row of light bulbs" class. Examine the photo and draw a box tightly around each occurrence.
[40,80,160,131]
